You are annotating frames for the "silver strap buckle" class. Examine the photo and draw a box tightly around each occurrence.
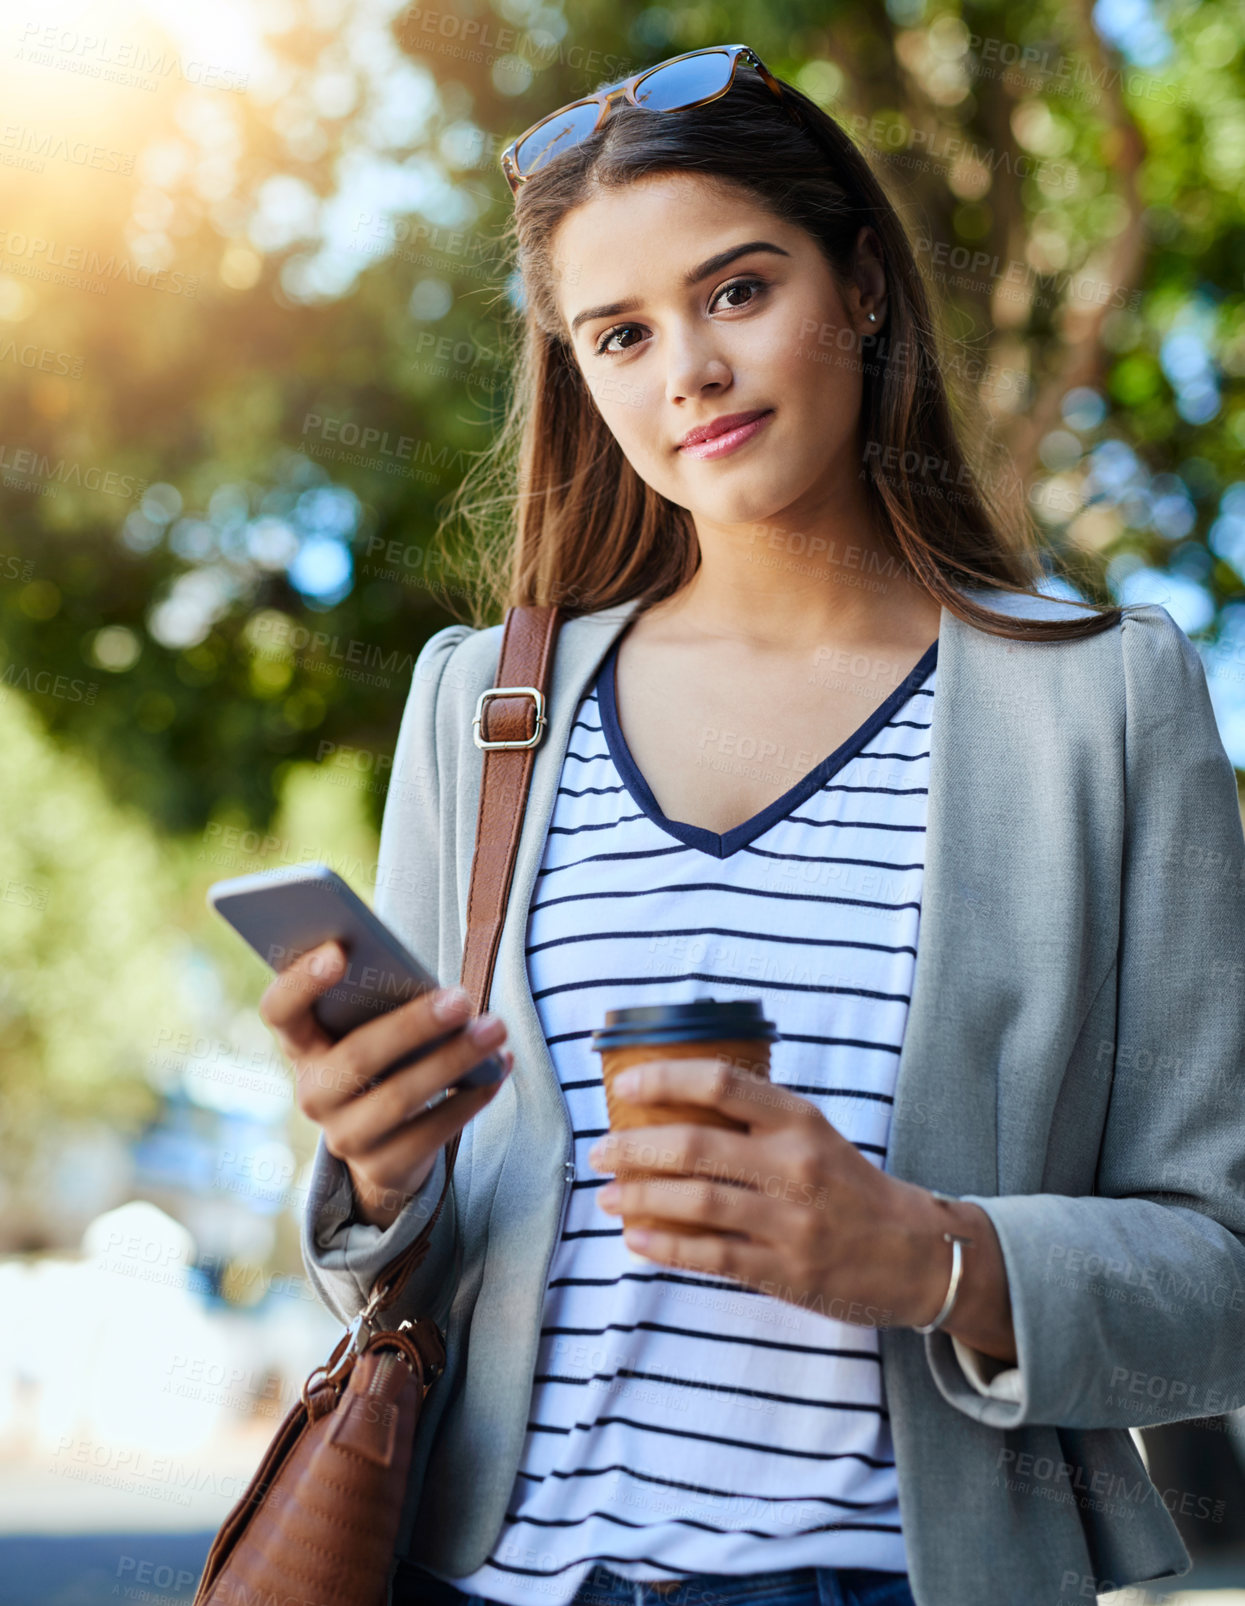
[472,686,547,750]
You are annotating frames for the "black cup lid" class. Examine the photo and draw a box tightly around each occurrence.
[591,995,779,1051]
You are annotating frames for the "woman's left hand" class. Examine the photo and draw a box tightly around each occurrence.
[586,1055,946,1330]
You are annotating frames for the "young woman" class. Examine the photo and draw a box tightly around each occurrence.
[262,46,1245,1606]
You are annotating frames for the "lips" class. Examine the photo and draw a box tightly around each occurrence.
[678,408,773,450]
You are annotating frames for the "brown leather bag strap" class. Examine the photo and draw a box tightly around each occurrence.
[460,603,562,1010]
[366,602,562,1317]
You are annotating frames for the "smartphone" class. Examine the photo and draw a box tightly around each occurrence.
[206,862,505,1092]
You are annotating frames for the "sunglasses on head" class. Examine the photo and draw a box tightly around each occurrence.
[500,44,803,195]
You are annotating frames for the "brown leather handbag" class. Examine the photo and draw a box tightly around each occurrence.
[193,603,563,1606]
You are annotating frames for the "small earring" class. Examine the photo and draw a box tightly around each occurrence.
[867,312,877,322]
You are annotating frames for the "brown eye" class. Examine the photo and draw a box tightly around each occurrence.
[595,325,641,357]
[591,276,768,359]
[711,276,767,312]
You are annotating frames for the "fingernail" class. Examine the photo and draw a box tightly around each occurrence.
[432,986,471,1020]
[468,1012,505,1043]
[614,1068,641,1096]
[312,942,346,978]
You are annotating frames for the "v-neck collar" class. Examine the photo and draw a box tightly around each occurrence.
[594,627,939,861]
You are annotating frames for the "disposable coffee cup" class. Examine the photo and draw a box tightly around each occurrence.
[591,996,779,1241]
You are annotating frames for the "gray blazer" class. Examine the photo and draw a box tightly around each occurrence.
[301,583,1245,1605]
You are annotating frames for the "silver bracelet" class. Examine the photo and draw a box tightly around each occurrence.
[912,1190,973,1335]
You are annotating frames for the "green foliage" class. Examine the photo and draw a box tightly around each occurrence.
[2,2,1243,1172]
[1,0,1241,842]
[0,683,182,1157]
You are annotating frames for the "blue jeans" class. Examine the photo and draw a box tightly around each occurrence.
[392,1560,916,1606]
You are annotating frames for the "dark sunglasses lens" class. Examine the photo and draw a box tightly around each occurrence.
[514,101,602,178]
[634,49,734,110]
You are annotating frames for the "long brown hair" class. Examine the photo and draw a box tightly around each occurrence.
[433,61,1133,643]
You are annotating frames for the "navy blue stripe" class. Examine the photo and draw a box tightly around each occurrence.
[497,1507,897,1541]
[520,1412,893,1463]
[532,1368,887,1418]
[531,970,911,1005]
[525,925,917,958]
[536,845,691,877]
[539,1319,881,1363]
[529,881,923,917]
[596,631,938,859]
[545,813,926,845]
[509,1461,889,1499]
[544,1027,903,1055]
[538,844,923,877]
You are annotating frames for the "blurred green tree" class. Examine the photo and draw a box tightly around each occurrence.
[0,0,1240,847]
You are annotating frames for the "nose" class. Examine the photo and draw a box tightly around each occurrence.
[664,323,732,408]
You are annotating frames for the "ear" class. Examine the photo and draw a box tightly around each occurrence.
[849,224,888,334]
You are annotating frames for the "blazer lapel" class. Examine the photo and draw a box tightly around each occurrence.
[883,601,1001,1199]
[885,596,1123,1199]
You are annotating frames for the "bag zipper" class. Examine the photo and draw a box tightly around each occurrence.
[368,1352,401,1397]
[367,1348,417,1400]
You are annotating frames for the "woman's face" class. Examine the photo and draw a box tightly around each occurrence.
[549,170,883,532]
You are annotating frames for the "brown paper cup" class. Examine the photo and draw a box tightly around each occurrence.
[600,1038,772,1237]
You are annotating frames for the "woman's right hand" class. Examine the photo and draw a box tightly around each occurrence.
[259,939,511,1230]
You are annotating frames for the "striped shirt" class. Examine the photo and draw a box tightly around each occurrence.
[437,629,938,1604]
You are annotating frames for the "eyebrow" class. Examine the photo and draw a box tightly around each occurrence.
[568,239,792,337]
